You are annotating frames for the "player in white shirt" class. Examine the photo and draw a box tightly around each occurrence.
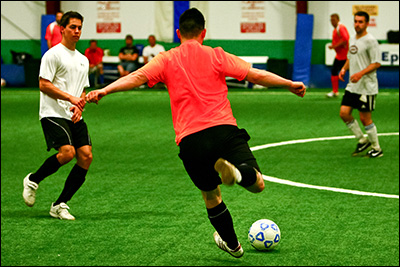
[339,11,383,158]
[142,35,165,64]
[22,11,93,220]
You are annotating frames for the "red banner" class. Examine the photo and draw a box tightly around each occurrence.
[96,22,121,33]
[240,22,266,33]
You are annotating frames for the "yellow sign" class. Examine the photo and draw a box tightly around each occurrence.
[352,5,378,16]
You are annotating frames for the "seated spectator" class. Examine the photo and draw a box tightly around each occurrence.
[142,35,165,64]
[85,39,104,87]
[118,35,140,77]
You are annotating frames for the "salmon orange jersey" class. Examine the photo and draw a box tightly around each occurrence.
[332,23,350,60]
[138,40,251,145]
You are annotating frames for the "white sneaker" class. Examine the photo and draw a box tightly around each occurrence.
[214,158,241,186]
[50,202,76,220]
[326,91,339,98]
[23,173,38,207]
[213,231,244,258]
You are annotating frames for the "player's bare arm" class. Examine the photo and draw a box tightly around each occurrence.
[350,62,381,83]
[245,68,306,98]
[86,70,148,104]
[39,78,85,111]
[339,60,350,81]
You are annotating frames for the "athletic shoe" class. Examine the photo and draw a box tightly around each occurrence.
[366,148,383,158]
[23,173,38,207]
[213,231,244,258]
[352,141,371,156]
[214,158,241,186]
[50,202,75,220]
[326,91,339,98]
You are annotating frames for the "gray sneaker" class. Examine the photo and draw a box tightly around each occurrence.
[23,173,38,207]
[214,158,241,186]
[50,202,76,220]
[213,231,244,258]
[326,91,339,98]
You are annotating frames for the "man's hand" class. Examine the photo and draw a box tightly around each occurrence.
[70,106,82,124]
[339,69,346,81]
[289,82,306,98]
[70,96,86,111]
[350,72,363,83]
[86,89,107,104]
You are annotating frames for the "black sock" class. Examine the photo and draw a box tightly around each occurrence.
[236,163,257,187]
[29,154,62,184]
[207,201,239,250]
[54,164,87,205]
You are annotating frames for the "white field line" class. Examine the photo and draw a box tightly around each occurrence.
[251,133,399,199]
[263,175,399,199]
[251,133,399,151]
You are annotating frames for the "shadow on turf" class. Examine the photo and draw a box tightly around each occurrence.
[3,210,178,222]
[2,209,54,220]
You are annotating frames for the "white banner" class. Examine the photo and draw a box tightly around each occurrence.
[96,1,121,33]
[325,43,399,66]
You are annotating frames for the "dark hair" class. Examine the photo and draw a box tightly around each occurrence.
[179,8,205,38]
[354,11,369,22]
[331,13,339,20]
[60,11,83,28]
[125,34,133,40]
[89,39,97,44]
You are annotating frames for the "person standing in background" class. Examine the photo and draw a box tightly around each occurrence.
[45,11,64,49]
[327,13,349,98]
[339,11,383,158]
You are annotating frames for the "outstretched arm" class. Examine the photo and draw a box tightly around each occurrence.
[245,68,306,97]
[86,70,148,104]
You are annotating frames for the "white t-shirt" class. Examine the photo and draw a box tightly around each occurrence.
[345,33,381,95]
[39,43,90,120]
[142,44,165,62]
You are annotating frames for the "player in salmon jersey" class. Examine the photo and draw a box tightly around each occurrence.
[87,8,306,258]
[327,13,349,98]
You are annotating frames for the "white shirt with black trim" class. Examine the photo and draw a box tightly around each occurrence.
[345,33,381,95]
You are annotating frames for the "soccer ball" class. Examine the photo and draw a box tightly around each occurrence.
[1,78,6,87]
[248,219,281,250]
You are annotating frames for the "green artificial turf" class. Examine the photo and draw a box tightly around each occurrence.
[1,87,399,266]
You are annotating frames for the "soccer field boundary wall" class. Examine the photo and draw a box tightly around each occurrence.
[1,39,398,88]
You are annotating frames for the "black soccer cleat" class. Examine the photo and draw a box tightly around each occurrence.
[352,141,371,156]
[366,148,383,158]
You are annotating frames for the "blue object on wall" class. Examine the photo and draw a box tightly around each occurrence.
[173,1,190,43]
[292,14,314,86]
[41,14,56,56]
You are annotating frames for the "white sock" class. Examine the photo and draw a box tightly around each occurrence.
[365,123,381,150]
[346,119,367,143]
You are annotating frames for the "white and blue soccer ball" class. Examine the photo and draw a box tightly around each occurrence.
[248,219,281,250]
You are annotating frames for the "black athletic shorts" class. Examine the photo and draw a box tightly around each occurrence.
[331,58,347,76]
[40,117,92,151]
[178,125,261,192]
[341,90,376,112]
